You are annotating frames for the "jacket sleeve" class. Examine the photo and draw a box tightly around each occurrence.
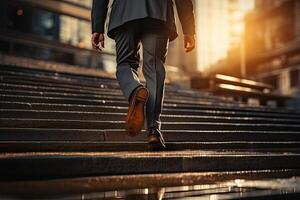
[91,0,110,33]
[174,0,196,35]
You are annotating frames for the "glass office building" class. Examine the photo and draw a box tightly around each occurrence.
[195,0,230,73]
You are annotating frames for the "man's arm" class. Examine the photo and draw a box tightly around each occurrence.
[91,0,109,51]
[174,0,196,52]
[91,0,109,33]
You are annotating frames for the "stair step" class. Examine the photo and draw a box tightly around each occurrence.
[0,88,127,100]
[1,118,300,131]
[0,76,121,91]
[2,101,300,119]
[1,141,300,152]
[0,83,229,103]
[0,69,120,87]
[1,88,238,105]
[0,82,125,95]
[1,151,300,180]
[2,109,300,124]
[2,128,300,142]
[1,95,297,114]
[0,82,120,95]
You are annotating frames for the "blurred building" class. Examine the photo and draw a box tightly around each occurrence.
[245,0,300,95]
[195,0,230,74]
[205,0,244,77]
[195,0,254,76]
[0,0,117,72]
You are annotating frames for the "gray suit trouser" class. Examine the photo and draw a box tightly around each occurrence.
[114,19,169,132]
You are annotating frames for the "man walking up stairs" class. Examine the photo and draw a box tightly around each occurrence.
[91,0,196,150]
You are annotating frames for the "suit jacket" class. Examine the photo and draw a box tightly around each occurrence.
[91,0,195,41]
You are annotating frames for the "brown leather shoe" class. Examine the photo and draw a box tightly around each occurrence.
[125,86,149,137]
[147,129,166,151]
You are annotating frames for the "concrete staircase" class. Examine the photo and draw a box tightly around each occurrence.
[1,64,300,198]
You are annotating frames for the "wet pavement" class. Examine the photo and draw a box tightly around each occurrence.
[1,170,300,199]
[76,177,300,200]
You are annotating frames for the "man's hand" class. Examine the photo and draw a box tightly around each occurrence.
[184,34,195,53]
[92,32,105,52]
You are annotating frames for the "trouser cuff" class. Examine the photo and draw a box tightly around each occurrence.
[124,82,144,102]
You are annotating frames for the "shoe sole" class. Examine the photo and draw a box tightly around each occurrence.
[125,87,149,137]
[148,135,166,151]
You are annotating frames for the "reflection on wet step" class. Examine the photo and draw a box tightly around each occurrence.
[59,177,300,200]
